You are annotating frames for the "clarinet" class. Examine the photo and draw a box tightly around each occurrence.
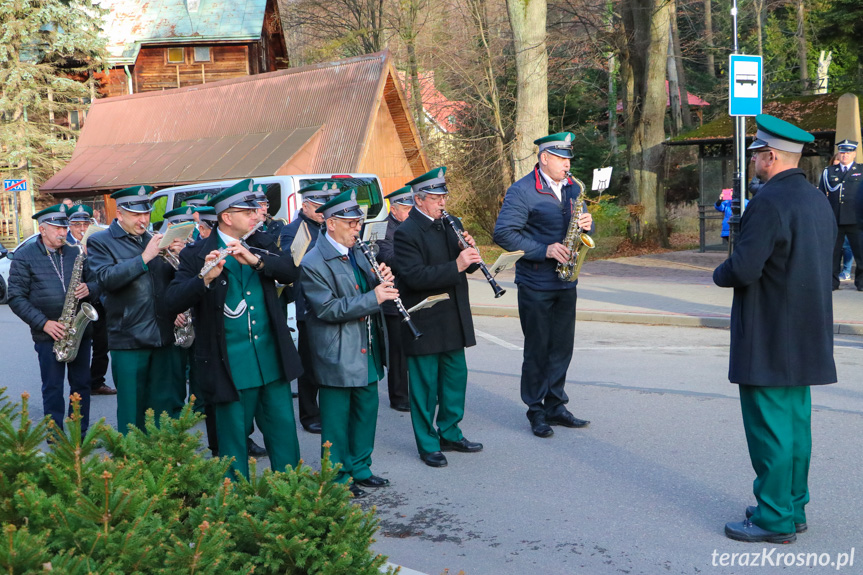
[355,239,423,340]
[440,210,506,298]
[198,221,264,278]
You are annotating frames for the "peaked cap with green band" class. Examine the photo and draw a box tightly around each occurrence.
[183,192,212,207]
[534,132,575,159]
[299,182,341,204]
[112,185,154,213]
[163,205,198,224]
[207,178,260,214]
[748,114,814,154]
[407,167,448,195]
[316,188,364,219]
[253,183,268,203]
[194,206,217,223]
[385,185,414,206]
[67,204,94,222]
[33,204,70,227]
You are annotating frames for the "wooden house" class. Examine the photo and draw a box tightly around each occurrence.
[96,0,288,98]
[40,51,429,219]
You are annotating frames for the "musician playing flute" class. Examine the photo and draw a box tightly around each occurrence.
[8,204,99,436]
[88,186,186,432]
[493,132,594,439]
[300,189,396,497]
[164,179,302,479]
[394,167,484,469]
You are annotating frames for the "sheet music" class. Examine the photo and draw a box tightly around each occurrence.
[158,221,196,249]
[290,221,311,266]
[407,293,449,314]
[489,250,524,276]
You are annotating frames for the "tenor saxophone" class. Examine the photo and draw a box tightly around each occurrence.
[53,242,99,363]
[556,173,595,282]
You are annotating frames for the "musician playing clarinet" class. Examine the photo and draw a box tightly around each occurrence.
[493,132,594,439]
[394,167,484,469]
[164,179,303,479]
[300,189,397,498]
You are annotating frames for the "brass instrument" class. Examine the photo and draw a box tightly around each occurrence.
[440,210,506,298]
[53,242,99,363]
[356,238,422,340]
[198,220,264,278]
[556,173,595,282]
[159,236,194,348]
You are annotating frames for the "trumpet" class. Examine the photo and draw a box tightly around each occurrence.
[198,221,264,278]
[356,238,422,340]
[440,210,506,298]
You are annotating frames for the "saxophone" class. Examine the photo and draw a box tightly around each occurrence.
[556,173,596,282]
[53,242,99,363]
[159,246,195,349]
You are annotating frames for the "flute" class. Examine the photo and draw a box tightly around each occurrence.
[440,210,506,298]
[198,220,264,278]
[356,239,423,340]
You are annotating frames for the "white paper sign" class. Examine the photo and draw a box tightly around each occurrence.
[592,167,613,191]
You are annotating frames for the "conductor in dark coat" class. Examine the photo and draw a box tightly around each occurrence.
[164,179,303,479]
[714,114,837,544]
[394,167,484,468]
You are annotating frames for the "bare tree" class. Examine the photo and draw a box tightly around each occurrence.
[390,0,429,138]
[669,0,693,129]
[703,0,715,76]
[796,0,809,92]
[285,0,388,58]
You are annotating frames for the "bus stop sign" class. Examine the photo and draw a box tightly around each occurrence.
[729,55,763,117]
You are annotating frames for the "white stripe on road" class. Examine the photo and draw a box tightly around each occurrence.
[475,329,524,351]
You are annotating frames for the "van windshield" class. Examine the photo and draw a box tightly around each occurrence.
[299,177,383,220]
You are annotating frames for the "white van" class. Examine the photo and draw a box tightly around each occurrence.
[149,173,387,228]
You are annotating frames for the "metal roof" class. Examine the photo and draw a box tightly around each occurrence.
[99,0,268,64]
[42,52,426,195]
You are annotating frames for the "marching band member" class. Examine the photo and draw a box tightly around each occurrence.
[494,132,594,438]
[8,204,99,436]
[195,206,217,239]
[87,186,186,432]
[394,167,484,468]
[183,193,212,241]
[300,189,396,497]
[164,179,303,479]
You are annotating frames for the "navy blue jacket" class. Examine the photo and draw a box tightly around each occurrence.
[713,168,837,387]
[8,236,99,344]
[494,165,593,291]
[280,212,324,322]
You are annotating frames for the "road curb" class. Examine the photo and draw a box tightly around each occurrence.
[383,562,427,574]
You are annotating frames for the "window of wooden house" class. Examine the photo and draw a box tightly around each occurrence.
[193,47,211,62]
[167,47,185,64]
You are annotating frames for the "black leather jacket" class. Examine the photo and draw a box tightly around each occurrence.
[87,221,176,350]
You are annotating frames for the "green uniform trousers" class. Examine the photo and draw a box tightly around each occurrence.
[213,380,300,480]
[739,384,811,534]
[407,350,467,455]
[319,383,379,484]
[110,346,184,433]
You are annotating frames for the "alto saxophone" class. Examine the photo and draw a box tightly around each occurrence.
[54,242,99,363]
[556,173,595,282]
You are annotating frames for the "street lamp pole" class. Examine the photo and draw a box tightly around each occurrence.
[728,0,746,254]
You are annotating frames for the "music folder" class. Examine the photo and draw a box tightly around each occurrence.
[488,250,524,277]
[407,293,449,315]
[158,221,196,249]
[290,221,312,266]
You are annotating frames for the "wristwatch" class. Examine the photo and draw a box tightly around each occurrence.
[251,257,264,271]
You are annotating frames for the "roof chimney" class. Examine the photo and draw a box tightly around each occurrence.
[187,0,201,12]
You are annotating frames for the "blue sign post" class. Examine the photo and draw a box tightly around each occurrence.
[729,55,763,117]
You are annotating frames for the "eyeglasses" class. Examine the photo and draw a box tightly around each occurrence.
[340,218,364,228]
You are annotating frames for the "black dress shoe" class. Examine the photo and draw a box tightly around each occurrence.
[725,519,796,543]
[91,384,117,396]
[745,506,807,533]
[390,402,411,412]
[247,438,267,457]
[530,415,554,438]
[303,421,322,434]
[440,437,483,453]
[356,475,390,488]
[348,484,367,498]
[548,411,590,428]
[420,451,448,467]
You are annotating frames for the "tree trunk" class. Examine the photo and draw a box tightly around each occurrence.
[667,28,682,136]
[406,39,425,138]
[670,0,693,129]
[620,0,671,245]
[506,0,549,177]
[703,0,715,77]
[796,0,809,92]
[606,0,618,153]
[753,0,764,57]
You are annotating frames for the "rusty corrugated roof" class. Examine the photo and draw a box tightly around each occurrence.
[42,52,423,195]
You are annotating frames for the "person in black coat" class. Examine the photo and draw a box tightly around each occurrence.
[278,183,340,434]
[714,115,837,544]
[376,185,415,412]
[164,179,303,479]
[8,204,99,436]
[394,167,483,468]
[493,132,594,438]
[817,139,863,290]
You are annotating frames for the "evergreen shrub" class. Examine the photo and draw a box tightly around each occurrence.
[0,391,396,575]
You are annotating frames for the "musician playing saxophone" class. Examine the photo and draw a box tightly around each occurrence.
[493,132,594,439]
[87,186,187,433]
[8,204,100,436]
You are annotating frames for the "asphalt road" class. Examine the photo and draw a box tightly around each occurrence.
[1,306,862,574]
